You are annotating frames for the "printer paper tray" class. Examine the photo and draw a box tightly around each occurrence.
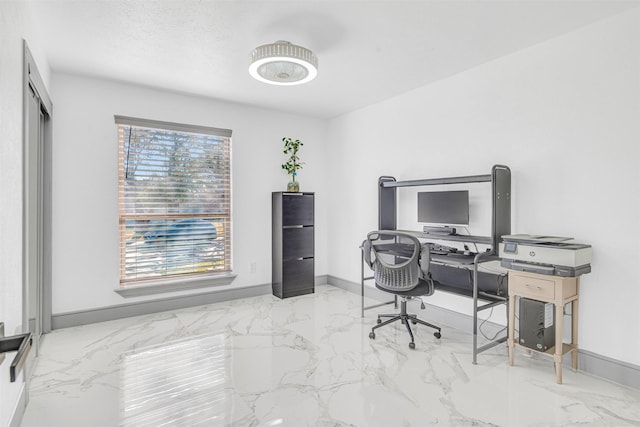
[500,259,591,277]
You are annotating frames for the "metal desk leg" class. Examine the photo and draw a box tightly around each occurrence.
[472,260,478,365]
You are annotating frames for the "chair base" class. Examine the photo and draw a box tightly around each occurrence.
[369,298,441,349]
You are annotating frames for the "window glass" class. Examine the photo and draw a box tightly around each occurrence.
[116,117,232,284]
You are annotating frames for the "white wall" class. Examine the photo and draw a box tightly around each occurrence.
[0,2,51,425]
[3,11,638,426]
[326,8,640,365]
[50,73,327,313]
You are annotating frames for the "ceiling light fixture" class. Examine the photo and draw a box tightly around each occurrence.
[249,40,318,86]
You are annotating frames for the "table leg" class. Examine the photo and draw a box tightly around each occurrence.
[555,301,564,384]
[508,294,515,366]
[572,297,579,370]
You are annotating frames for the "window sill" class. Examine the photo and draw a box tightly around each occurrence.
[114,273,237,298]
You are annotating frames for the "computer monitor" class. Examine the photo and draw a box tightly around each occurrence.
[417,190,469,226]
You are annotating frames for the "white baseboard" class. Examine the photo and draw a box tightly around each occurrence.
[52,275,330,330]
[52,282,273,329]
[9,384,26,427]
[327,275,640,390]
[48,275,639,390]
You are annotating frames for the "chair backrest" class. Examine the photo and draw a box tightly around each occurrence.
[363,230,433,293]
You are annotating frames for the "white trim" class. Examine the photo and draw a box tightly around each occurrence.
[8,384,26,427]
[327,275,640,390]
[115,273,237,297]
[54,281,270,329]
[114,115,232,137]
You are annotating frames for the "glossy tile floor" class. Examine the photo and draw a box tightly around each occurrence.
[21,285,640,426]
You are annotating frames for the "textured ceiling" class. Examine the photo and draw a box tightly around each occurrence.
[26,0,639,119]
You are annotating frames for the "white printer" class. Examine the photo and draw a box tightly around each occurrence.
[499,234,592,277]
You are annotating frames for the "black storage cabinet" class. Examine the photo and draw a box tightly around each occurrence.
[272,192,315,298]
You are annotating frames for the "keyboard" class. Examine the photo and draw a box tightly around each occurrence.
[431,251,477,265]
[424,242,457,255]
[444,252,477,259]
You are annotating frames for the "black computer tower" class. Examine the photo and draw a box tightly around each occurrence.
[519,298,555,352]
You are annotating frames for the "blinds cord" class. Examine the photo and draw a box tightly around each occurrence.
[125,125,132,179]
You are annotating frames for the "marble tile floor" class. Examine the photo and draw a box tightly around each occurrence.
[21,285,640,427]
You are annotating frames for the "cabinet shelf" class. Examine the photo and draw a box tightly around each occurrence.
[272,192,315,299]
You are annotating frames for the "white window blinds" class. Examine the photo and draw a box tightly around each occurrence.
[116,116,232,284]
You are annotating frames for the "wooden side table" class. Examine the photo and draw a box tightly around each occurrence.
[507,270,580,384]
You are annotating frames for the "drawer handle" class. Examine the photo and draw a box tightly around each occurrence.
[524,284,543,291]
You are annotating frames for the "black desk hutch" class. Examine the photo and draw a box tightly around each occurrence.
[363,165,511,363]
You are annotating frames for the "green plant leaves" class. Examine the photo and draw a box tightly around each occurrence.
[281,137,304,175]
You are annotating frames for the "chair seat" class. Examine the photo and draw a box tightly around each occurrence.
[374,278,436,297]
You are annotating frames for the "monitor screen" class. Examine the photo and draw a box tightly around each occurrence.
[417,190,469,226]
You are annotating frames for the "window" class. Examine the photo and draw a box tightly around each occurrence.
[116,116,232,286]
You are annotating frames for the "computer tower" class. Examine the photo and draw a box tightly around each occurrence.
[519,298,555,352]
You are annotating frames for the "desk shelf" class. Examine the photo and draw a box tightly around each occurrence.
[380,173,492,188]
[399,230,493,245]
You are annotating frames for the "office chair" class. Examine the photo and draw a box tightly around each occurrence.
[363,230,441,349]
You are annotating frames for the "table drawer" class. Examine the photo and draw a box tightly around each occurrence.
[509,273,555,300]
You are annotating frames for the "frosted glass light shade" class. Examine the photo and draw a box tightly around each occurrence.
[249,41,318,86]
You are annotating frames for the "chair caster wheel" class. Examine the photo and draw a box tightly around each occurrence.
[369,332,375,339]
[376,318,382,324]
[409,342,415,350]
[434,332,441,339]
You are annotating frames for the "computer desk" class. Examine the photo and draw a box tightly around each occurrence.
[360,231,509,364]
[372,165,511,363]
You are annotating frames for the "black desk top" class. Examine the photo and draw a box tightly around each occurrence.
[365,242,507,299]
[373,241,498,266]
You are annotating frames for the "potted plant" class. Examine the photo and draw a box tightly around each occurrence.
[281,137,304,192]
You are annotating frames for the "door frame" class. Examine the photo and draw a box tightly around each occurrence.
[22,41,53,345]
